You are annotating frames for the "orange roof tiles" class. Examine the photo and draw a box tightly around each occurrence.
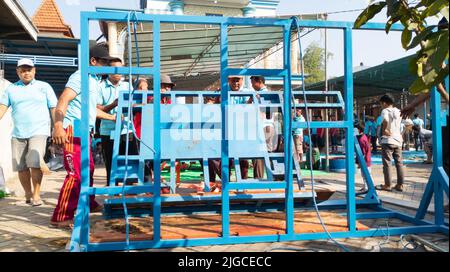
[32,0,74,38]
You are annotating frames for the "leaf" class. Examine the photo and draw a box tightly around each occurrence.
[402,29,413,49]
[407,22,419,31]
[420,0,436,6]
[441,6,449,21]
[410,77,429,94]
[386,15,401,33]
[386,0,400,17]
[406,25,435,50]
[422,67,439,85]
[355,2,387,29]
[422,30,449,84]
[417,62,424,77]
[424,0,448,18]
[410,63,449,94]
[409,55,420,74]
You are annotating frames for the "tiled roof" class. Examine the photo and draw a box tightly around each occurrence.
[32,0,74,38]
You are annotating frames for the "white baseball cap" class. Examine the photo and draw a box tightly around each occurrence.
[17,58,35,67]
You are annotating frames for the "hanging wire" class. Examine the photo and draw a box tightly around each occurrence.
[291,16,350,253]
[120,10,137,252]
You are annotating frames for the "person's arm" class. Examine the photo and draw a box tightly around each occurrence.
[0,89,10,121]
[381,119,391,137]
[50,108,56,124]
[401,92,430,118]
[96,108,116,121]
[46,83,58,124]
[97,99,118,113]
[0,104,8,121]
[52,88,78,145]
[438,83,449,104]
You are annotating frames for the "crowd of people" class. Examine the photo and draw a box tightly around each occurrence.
[1,42,448,228]
[361,109,431,162]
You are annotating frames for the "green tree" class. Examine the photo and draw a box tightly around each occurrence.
[355,0,449,99]
[303,42,333,85]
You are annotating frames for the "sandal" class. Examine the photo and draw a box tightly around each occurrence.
[32,199,43,206]
[375,184,392,191]
[50,220,74,229]
[393,184,404,192]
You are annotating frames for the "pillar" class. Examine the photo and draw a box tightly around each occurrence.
[169,0,184,15]
[107,22,120,60]
[242,6,256,17]
[291,36,300,75]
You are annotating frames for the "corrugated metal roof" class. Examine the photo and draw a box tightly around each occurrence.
[128,23,285,76]
[0,0,38,41]
[127,14,322,90]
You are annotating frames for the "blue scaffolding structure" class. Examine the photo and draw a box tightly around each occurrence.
[70,10,449,252]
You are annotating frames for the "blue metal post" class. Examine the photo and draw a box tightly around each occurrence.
[153,20,162,241]
[69,12,91,252]
[344,27,356,232]
[423,101,427,129]
[431,87,444,225]
[79,12,92,251]
[284,23,294,236]
[416,84,449,222]
[220,22,230,238]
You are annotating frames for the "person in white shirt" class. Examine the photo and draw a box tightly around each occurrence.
[376,94,405,192]
[402,118,414,151]
[250,76,271,179]
[418,127,433,164]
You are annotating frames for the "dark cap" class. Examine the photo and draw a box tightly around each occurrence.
[89,44,117,60]
[250,76,265,83]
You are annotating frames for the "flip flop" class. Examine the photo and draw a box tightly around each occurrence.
[375,185,392,192]
[32,199,43,206]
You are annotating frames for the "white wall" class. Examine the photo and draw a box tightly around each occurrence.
[0,78,13,182]
[145,0,171,11]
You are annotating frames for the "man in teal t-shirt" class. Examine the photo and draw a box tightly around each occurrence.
[208,76,250,188]
[97,58,137,185]
[374,114,383,153]
[51,44,117,228]
[0,58,57,206]
[412,113,424,150]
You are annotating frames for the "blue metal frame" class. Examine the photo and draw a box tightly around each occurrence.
[70,11,448,252]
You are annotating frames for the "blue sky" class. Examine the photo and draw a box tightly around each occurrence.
[21,0,412,77]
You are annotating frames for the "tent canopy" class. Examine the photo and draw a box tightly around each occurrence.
[306,54,416,98]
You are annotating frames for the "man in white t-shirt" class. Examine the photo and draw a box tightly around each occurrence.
[376,94,405,192]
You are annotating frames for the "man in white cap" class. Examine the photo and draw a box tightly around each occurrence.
[0,58,58,206]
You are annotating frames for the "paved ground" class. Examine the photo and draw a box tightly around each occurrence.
[0,162,448,252]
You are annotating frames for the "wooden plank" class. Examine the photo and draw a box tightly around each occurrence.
[90,211,369,243]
